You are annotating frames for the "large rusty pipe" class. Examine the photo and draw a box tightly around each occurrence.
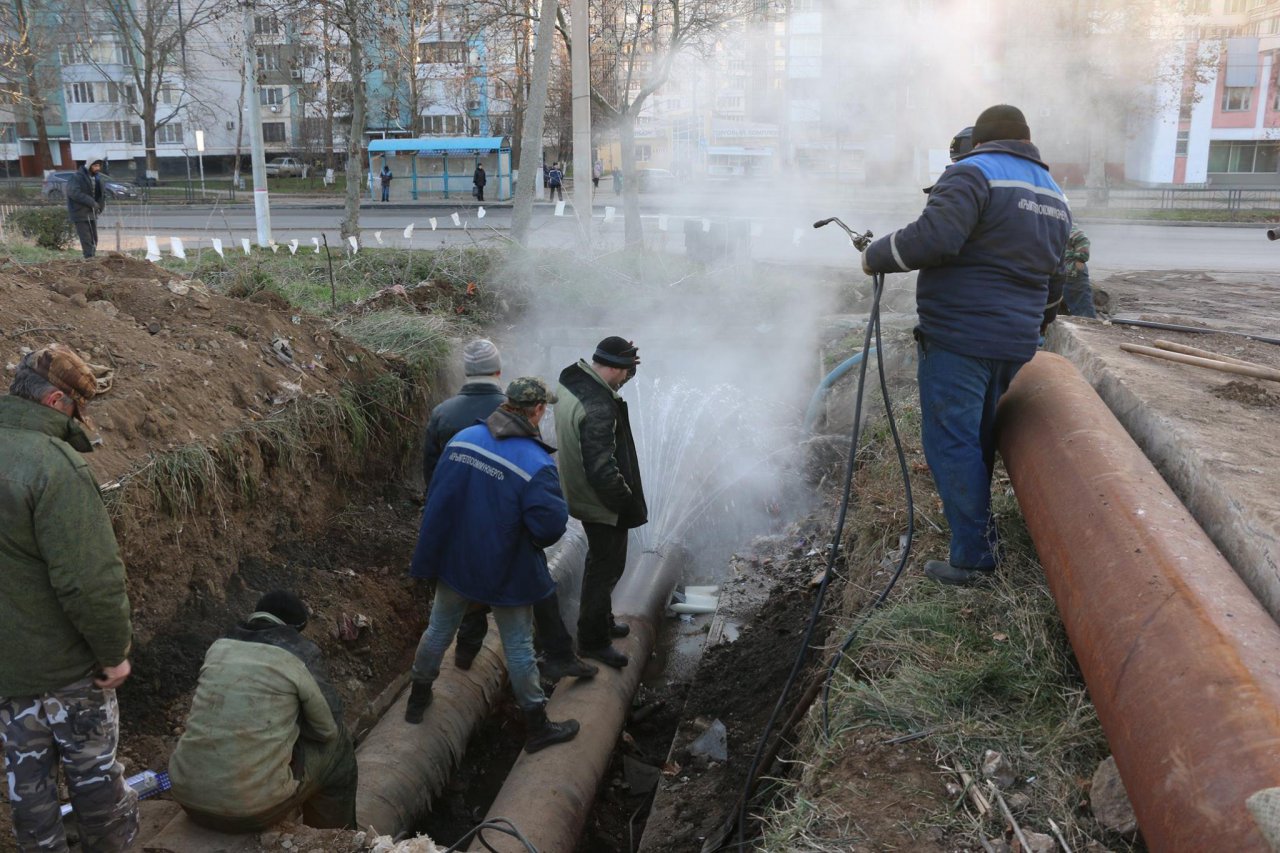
[997,352,1280,852]
[471,546,688,853]
[355,525,588,838]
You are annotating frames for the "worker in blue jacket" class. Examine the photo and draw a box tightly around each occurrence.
[404,377,580,754]
[862,104,1070,586]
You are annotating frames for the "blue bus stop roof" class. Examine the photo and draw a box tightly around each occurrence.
[368,137,508,156]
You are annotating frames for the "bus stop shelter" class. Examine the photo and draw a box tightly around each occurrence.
[367,137,511,201]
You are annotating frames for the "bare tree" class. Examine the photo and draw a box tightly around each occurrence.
[0,0,64,173]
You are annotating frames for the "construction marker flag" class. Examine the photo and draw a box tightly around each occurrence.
[403,223,414,239]
[212,238,224,258]
[429,218,437,230]
[603,206,616,223]
[792,227,803,246]
[169,237,186,259]
[241,238,252,256]
[347,235,359,253]
[268,241,279,254]
[658,215,669,232]
[312,237,321,254]
[144,236,161,263]
[374,231,383,244]
[451,212,461,227]
[288,239,299,255]
[477,207,486,219]
[702,218,711,233]
[555,201,566,217]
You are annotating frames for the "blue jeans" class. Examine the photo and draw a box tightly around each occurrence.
[411,581,544,710]
[1062,273,1096,318]
[916,336,1024,570]
[380,185,390,201]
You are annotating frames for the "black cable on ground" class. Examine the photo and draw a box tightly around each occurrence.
[441,816,538,853]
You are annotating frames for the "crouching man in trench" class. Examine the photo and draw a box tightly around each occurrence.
[405,377,580,754]
[169,591,358,832]
[0,344,139,852]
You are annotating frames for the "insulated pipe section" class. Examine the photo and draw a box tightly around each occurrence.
[997,353,1280,852]
[471,546,688,853]
[354,524,589,838]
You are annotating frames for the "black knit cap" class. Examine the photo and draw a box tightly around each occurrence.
[971,105,1030,145]
[593,336,640,369]
[255,590,309,630]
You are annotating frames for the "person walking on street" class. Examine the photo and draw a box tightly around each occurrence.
[861,105,1070,587]
[592,159,603,190]
[170,591,357,832]
[548,163,564,202]
[1060,225,1095,318]
[405,378,581,754]
[66,155,106,258]
[379,163,393,202]
[473,164,487,202]
[554,337,647,669]
[420,339,594,682]
[0,343,138,852]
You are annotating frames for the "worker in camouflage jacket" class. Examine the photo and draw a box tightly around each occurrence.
[0,343,138,853]
[1060,225,1095,318]
[170,591,357,832]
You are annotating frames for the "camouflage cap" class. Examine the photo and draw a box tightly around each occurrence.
[505,376,558,406]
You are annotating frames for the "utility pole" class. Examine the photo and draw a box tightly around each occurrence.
[570,0,591,244]
[242,0,272,246]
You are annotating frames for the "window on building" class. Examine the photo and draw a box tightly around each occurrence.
[1176,130,1189,156]
[260,87,284,106]
[420,114,466,134]
[159,86,180,105]
[256,46,282,72]
[61,42,125,65]
[792,0,817,11]
[107,82,135,104]
[468,117,480,135]
[417,41,467,64]
[1188,0,1210,11]
[635,144,652,161]
[156,123,183,144]
[263,122,286,143]
[490,114,513,135]
[1226,0,1247,12]
[74,121,130,143]
[1208,140,1280,172]
[66,82,95,103]
[1222,86,1252,111]
[0,123,17,144]
[255,14,280,35]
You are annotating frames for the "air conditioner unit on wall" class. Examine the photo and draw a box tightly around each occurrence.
[291,68,303,80]
[467,100,480,110]
[226,120,236,131]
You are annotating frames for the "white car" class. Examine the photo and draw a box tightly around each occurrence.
[264,157,305,177]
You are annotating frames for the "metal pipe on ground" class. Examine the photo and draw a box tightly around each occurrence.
[470,546,689,853]
[997,352,1280,852]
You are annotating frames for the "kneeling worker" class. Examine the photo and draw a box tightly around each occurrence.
[405,377,580,754]
[169,591,357,831]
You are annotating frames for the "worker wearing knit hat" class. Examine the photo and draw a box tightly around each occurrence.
[462,338,502,376]
[971,104,1031,145]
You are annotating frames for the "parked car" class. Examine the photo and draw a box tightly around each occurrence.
[636,167,677,194]
[41,171,138,200]
[264,157,305,177]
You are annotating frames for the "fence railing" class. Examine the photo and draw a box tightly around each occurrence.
[1082,187,1280,213]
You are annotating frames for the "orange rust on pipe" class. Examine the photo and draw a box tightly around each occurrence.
[472,547,686,853]
[997,352,1280,852]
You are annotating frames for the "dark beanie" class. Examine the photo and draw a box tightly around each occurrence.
[972,105,1030,144]
[593,336,640,369]
[255,590,309,629]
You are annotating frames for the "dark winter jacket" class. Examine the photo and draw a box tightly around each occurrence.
[547,168,563,187]
[66,164,105,223]
[170,612,344,819]
[554,360,648,529]
[380,168,393,186]
[473,167,487,188]
[0,395,132,697]
[409,408,567,606]
[863,139,1070,363]
[421,379,505,488]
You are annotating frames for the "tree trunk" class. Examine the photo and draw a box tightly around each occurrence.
[232,75,246,186]
[619,108,643,248]
[341,32,365,241]
[29,96,51,174]
[144,107,158,174]
[511,0,558,246]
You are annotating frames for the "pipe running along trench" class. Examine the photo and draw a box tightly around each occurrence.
[997,352,1280,852]
[469,546,689,853]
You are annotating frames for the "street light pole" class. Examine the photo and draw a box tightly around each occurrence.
[242,0,271,246]
[195,129,206,197]
[570,0,591,244]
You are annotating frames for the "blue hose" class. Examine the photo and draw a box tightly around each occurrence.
[802,348,878,434]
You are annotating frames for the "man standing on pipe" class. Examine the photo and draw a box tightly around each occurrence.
[406,378,581,753]
[555,337,647,668]
[861,105,1069,586]
[421,339,595,682]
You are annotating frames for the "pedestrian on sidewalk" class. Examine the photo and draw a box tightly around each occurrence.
[592,158,603,189]
[66,154,107,258]
[548,163,564,202]
[473,163,487,202]
[379,163,393,202]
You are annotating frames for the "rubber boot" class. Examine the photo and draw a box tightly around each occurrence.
[609,621,630,639]
[581,644,629,669]
[540,655,598,681]
[404,681,433,724]
[523,704,580,753]
[924,560,994,587]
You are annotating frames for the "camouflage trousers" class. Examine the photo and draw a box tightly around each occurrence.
[0,677,139,852]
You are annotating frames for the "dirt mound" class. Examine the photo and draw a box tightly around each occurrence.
[0,253,375,481]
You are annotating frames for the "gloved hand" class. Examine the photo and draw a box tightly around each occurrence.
[95,203,104,215]
[861,252,873,276]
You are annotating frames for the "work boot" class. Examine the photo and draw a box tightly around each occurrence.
[454,646,479,671]
[609,621,631,639]
[540,655,598,681]
[404,681,433,724]
[581,644,629,669]
[523,705,580,753]
[924,560,994,587]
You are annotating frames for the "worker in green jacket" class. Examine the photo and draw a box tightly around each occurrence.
[170,591,357,832]
[0,343,138,853]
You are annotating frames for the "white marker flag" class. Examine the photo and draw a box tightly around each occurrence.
[451,212,461,227]
[750,223,763,238]
[268,241,279,254]
[169,237,186,259]
[429,218,438,230]
[477,207,486,219]
[658,215,669,232]
[288,239,299,255]
[312,237,321,254]
[702,218,711,233]
[241,238,252,255]
[792,227,804,246]
[603,206,616,223]
[347,235,359,253]
[554,201,566,217]
[144,236,161,263]
[403,223,414,239]
[374,231,383,244]
[212,238,224,258]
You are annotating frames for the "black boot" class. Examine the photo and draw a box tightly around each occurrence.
[523,705,579,753]
[540,655,598,681]
[609,621,630,638]
[404,681,433,724]
[581,644,629,669]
